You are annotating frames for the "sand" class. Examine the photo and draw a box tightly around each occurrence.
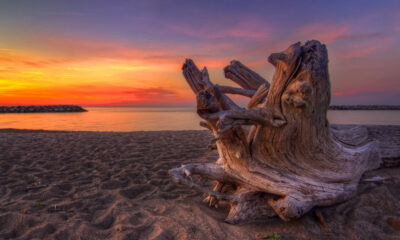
[0,127,399,240]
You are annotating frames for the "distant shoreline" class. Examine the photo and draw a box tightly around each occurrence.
[1,105,399,113]
[0,105,87,113]
[329,105,400,110]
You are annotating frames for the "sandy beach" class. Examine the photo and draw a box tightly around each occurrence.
[0,126,399,240]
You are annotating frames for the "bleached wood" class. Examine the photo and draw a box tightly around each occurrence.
[170,40,382,224]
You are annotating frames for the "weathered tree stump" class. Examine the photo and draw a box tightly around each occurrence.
[169,40,381,224]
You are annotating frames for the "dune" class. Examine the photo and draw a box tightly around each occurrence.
[0,127,399,240]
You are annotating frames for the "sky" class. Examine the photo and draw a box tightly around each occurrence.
[0,0,399,106]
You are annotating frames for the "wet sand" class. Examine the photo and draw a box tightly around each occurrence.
[0,127,399,239]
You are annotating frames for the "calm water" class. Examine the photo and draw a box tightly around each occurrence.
[0,107,399,131]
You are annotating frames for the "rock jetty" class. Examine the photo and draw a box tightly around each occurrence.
[0,105,87,113]
[329,105,400,110]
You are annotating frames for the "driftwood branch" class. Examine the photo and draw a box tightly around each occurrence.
[248,83,269,109]
[224,60,269,90]
[217,108,286,132]
[216,85,256,97]
[170,40,384,224]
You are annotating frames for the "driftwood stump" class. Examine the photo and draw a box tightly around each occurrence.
[169,40,381,224]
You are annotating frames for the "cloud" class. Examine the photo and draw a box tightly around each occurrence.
[331,90,400,105]
[39,36,183,64]
[295,24,349,43]
[72,86,178,98]
[40,11,91,17]
[336,35,393,60]
[0,34,188,71]
[166,18,272,41]
[49,85,178,98]
[0,84,185,106]
[338,32,385,41]
[0,23,272,74]
[295,23,386,43]
[294,21,397,62]
[0,37,183,73]
[0,50,73,68]
[333,90,356,96]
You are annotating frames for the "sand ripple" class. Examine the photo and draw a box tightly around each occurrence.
[0,129,399,239]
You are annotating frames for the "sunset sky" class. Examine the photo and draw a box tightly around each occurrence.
[0,0,399,106]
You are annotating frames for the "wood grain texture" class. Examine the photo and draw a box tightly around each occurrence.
[170,40,385,224]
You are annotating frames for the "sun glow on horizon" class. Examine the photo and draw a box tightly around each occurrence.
[0,46,196,106]
[0,0,399,106]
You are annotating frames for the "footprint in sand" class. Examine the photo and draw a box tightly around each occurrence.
[94,215,115,230]
[49,183,73,196]
[0,213,39,239]
[119,184,154,199]
[129,212,147,226]
[101,179,130,190]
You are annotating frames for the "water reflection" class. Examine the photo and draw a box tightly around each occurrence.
[0,107,399,131]
[327,110,400,126]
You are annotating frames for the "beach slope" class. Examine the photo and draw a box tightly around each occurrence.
[0,127,399,239]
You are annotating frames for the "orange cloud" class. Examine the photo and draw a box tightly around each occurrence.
[0,35,193,106]
[0,50,73,68]
[37,34,186,65]
[0,36,184,70]
[0,83,193,106]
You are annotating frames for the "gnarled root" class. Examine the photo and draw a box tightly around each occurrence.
[169,163,279,224]
[169,163,236,202]
[171,40,385,224]
[225,189,277,224]
[268,196,313,222]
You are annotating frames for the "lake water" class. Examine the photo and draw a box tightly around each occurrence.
[0,107,399,131]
